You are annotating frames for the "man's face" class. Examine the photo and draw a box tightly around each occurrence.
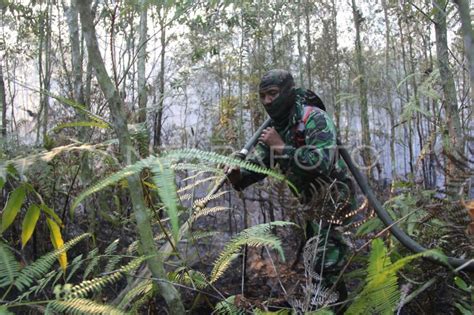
[259,86,280,108]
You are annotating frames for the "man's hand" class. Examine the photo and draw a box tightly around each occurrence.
[259,127,285,154]
[224,165,241,187]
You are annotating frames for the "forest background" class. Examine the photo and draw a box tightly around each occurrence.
[0,0,472,314]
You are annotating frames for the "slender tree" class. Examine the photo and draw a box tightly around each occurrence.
[137,0,148,124]
[351,0,372,177]
[76,0,185,312]
[0,65,6,139]
[433,0,464,197]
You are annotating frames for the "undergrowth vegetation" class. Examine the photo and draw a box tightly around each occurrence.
[0,144,471,314]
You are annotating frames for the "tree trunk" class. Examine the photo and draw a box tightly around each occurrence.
[453,0,474,101]
[42,1,52,142]
[433,0,465,197]
[351,0,372,177]
[304,0,313,89]
[0,65,6,138]
[397,10,415,175]
[153,8,166,148]
[137,0,148,124]
[76,1,185,312]
[381,0,397,180]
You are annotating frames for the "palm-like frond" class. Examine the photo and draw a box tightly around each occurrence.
[210,221,296,283]
[0,243,20,287]
[14,233,90,291]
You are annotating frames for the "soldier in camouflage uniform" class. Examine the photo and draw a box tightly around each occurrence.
[227,69,355,305]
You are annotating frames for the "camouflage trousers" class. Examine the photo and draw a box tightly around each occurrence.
[305,221,348,301]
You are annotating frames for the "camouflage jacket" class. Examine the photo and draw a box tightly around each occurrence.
[235,89,354,218]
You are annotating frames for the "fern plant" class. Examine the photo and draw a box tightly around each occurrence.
[71,149,292,244]
[0,233,90,309]
[346,238,447,315]
[0,233,153,314]
[210,221,296,283]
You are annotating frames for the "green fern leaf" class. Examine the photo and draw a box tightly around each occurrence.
[0,242,20,287]
[346,238,436,315]
[14,233,90,291]
[104,239,120,273]
[70,157,151,216]
[48,298,125,315]
[83,248,99,280]
[210,221,296,283]
[168,268,208,289]
[152,161,180,243]
[117,279,154,310]
[65,256,145,299]
[214,295,244,315]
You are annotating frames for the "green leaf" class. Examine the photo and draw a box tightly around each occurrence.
[454,276,470,292]
[454,302,472,315]
[0,177,4,191]
[1,185,26,233]
[41,204,63,226]
[46,218,67,272]
[356,217,383,236]
[21,204,41,248]
[0,305,14,315]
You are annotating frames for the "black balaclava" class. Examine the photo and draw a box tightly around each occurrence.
[259,69,296,129]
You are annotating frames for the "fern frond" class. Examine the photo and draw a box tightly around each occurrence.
[127,233,167,255]
[189,231,219,242]
[151,161,180,242]
[66,254,84,282]
[177,176,219,193]
[171,163,220,173]
[168,268,208,289]
[128,283,155,314]
[214,295,244,315]
[164,149,291,188]
[14,233,90,291]
[193,206,230,219]
[182,171,211,182]
[71,157,153,214]
[193,191,229,210]
[117,279,153,310]
[346,238,437,315]
[48,298,125,315]
[178,192,193,201]
[64,256,146,299]
[210,221,296,283]
[104,239,121,273]
[83,248,99,280]
[0,242,20,287]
